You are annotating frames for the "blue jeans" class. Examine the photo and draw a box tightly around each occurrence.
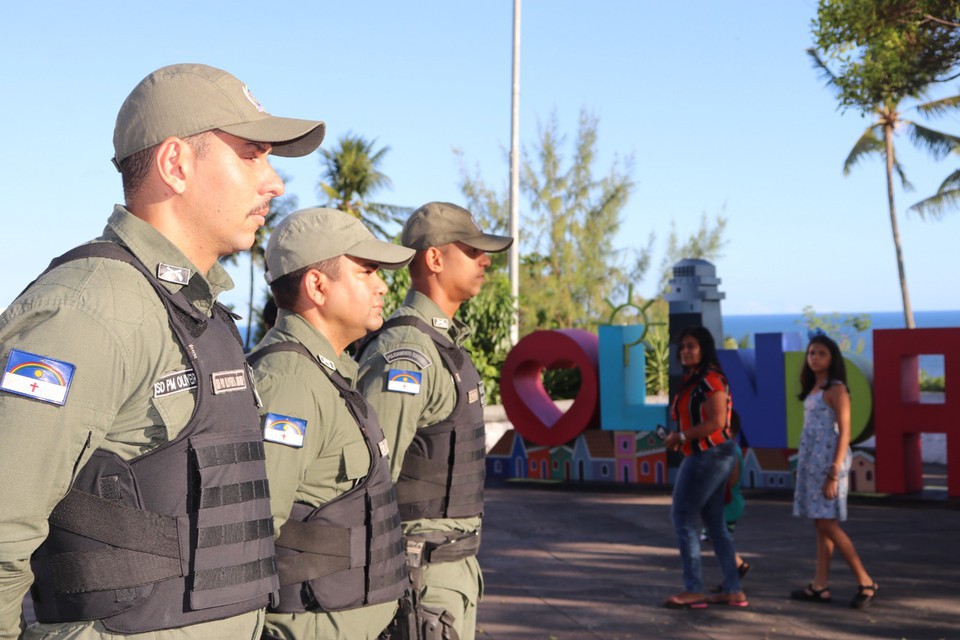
[671,440,741,594]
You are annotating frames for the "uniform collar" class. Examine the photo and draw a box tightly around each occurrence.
[271,310,359,383]
[401,289,472,346]
[104,206,234,315]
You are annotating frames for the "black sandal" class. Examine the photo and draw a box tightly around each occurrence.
[850,582,878,609]
[790,583,832,603]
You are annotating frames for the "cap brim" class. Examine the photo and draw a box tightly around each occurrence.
[461,233,514,253]
[346,239,416,270]
[221,116,326,157]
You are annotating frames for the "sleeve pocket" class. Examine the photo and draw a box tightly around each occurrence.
[339,440,370,482]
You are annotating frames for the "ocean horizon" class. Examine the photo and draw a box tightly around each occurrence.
[723,309,959,377]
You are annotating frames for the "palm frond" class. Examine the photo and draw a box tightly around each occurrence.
[805,48,841,97]
[904,121,960,160]
[843,126,884,175]
[908,168,960,219]
[893,158,914,191]
[908,186,960,220]
[914,94,960,118]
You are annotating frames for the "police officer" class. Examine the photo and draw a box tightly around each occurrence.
[0,64,325,640]
[356,202,513,640]
[249,208,414,640]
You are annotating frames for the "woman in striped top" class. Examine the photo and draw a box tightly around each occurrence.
[662,326,747,609]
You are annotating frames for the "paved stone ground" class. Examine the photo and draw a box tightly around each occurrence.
[476,476,959,640]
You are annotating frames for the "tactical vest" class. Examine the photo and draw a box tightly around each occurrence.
[361,316,486,521]
[29,243,278,634]
[248,342,407,613]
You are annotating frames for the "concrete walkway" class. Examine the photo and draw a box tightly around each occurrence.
[476,479,959,640]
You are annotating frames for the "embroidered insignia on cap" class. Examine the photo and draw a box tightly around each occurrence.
[154,369,197,397]
[377,438,390,457]
[432,317,450,329]
[318,355,336,371]
[157,263,191,285]
[0,349,76,406]
[211,369,247,394]
[263,412,307,448]
[383,347,431,369]
[386,369,422,394]
[242,85,265,112]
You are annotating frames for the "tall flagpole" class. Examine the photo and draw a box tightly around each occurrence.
[509,0,521,345]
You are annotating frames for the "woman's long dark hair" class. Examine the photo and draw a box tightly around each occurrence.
[678,326,723,375]
[798,334,848,400]
[672,325,727,421]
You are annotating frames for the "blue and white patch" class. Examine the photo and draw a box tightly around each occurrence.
[386,369,422,394]
[263,412,307,448]
[1,349,76,406]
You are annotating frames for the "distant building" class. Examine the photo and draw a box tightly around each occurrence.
[744,447,795,489]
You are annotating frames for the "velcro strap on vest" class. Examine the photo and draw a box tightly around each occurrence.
[197,517,274,548]
[194,440,266,468]
[199,479,270,509]
[369,564,408,593]
[276,554,351,588]
[49,489,180,558]
[51,548,182,594]
[193,557,277,592]
[275,519,351,555]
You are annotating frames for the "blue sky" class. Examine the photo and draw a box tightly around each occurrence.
[3,0,959,317]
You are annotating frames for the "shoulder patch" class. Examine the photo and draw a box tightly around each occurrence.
[317,355,336,371]
[386,369,422,395]
[1,349,76,406]
[432,317,450,329]
[383,347,432,369]
[263,412,307,448]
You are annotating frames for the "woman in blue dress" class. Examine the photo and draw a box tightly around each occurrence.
[791,334,878,608]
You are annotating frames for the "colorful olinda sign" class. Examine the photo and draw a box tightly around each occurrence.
[492,326,959,497]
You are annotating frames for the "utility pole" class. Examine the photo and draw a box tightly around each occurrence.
[509,0,521,345]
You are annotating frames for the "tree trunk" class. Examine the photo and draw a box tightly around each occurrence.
[883,123,916,329]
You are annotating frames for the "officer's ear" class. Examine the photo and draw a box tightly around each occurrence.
[301,268,328,307]
[423,246,444,275]
[154,137,190,195]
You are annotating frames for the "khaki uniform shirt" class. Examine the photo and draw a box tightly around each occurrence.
[356,290,482,600]
[0,206,262,640]
[251,311,396,640]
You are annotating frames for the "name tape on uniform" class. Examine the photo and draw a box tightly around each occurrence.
[383,347,431,369]
[0,349,76,406]
[263,412,307,448]
[154,369,197,397]
[386,369,422,394]
[211,369,248,394]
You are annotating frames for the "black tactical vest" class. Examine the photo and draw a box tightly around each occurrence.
[361,316,486,521]
[247,342,407,613]
[29,243,278,633]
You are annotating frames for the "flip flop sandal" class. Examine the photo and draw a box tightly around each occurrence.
[790,583,832,603]
[709,594,749,607]
[663,596,709,609]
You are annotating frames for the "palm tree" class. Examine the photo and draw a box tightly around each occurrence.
[222,171,298,350]
[317,134,409,238]
[808,49,960,329]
